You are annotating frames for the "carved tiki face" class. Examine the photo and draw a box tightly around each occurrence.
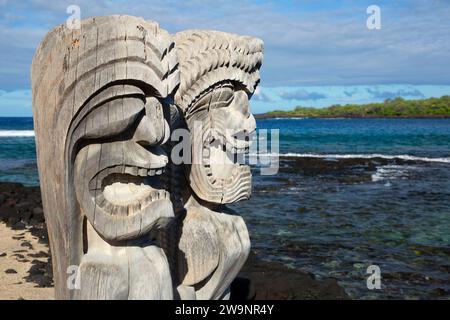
[31,16,179,298]
[174,30,263,204]
[72,94,174,241]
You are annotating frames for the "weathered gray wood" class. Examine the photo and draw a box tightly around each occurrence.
[167,30,263,300]
[32,15,179,300]
[32,16,263,301]
[77,222,129,299]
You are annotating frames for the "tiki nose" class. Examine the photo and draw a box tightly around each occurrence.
[133,115,164,146]
[146,145,169,168]
[133,96,171,146]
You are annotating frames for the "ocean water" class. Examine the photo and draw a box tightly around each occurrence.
[238,118,450,299]
[0,117,37,185]
[1,117,450,299]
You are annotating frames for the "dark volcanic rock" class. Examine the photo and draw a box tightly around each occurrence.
[20,241,33,249]
[28,251,49,258]
[25,259,53,288]
[7,216,20,226]
[1,183,53,288]
[0,183,48,245]
[5,268,18,274]
[230,251,349,300]
[32,207,43,216]
[430,288,449,297]
[13,221,26,229]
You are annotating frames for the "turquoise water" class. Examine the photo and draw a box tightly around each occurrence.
[262,118,450,157]
[0,117,37,185]
[1,117,450,299]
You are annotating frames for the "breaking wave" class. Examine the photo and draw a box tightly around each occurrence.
[0,130,35,137]
[256,153,450,164]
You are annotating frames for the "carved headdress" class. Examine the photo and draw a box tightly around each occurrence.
[174,30,263,118]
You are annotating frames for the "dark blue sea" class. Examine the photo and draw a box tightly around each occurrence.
[1,117,450,299]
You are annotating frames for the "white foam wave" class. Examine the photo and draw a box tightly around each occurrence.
[371,165,413,182]
[0,130,35,137]
[255,153,450,163]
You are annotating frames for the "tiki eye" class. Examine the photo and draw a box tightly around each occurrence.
[76,96,145,141]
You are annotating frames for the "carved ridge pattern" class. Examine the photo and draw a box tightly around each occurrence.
[174,30,263,114]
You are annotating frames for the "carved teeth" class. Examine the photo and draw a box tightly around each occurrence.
[92,162,170,214]
[148,189,167,200]
[148,167,165,176]
[138,168,147,177]
[128,202,141,216]
[109,166,122,174]
[117,166,165,178]
[124,166,135,175]
[103,201,114,214]
[131,166,140,176]
[204,166,212,175]
[113,205,128,217]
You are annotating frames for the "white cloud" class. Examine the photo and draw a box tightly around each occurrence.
[249,84,450,113]
[2,84,449,116]
[1,0,450,107]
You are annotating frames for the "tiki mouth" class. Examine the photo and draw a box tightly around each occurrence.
[204,131,252,187]
[209,130,253,160]
[89,164,169,215]
[73,141,173,240]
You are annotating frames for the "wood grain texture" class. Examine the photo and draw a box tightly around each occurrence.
[165,30,263,300]
[32,15,178,299]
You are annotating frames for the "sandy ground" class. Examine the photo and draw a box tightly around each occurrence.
[0,222,53,300]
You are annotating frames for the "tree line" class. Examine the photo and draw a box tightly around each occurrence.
[264,96,450,118]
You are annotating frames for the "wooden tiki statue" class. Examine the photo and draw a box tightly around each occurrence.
[31,15,179,299]
[167,30,263,300]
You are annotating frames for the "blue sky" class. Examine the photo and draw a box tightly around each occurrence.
[0,0,449,116]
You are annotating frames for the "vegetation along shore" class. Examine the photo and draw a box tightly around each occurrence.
[256,96,450,119]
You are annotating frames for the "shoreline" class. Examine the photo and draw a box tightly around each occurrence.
[255,113,450,119]
[0,182,349,300]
